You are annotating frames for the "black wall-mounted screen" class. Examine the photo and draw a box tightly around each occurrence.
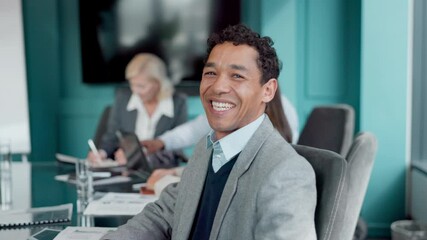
[79,0,241,87]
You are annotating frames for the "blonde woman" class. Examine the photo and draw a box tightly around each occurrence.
[88,53,187,168]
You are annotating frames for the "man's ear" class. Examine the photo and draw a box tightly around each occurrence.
[262,78,278,103]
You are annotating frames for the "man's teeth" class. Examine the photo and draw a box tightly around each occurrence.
[212,101,234,111]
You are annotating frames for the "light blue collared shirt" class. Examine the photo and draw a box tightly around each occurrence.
[207,114,265,172]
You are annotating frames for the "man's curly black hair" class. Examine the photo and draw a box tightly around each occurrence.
[206,23,282,85]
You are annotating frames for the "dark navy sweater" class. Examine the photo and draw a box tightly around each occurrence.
[190,153,239,240]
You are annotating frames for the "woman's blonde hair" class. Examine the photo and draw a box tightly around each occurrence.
[125,53,174,100]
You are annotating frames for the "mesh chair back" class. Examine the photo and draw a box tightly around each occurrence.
[298,104,355,156]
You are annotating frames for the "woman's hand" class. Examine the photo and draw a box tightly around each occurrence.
[114,148,128,165]
[146,168,177,190]
[141,139,165,154]
[87,149,107,165]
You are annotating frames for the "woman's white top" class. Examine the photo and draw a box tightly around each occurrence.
[126,93,174,140]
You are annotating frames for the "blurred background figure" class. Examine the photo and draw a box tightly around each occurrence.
[88,53,187,169]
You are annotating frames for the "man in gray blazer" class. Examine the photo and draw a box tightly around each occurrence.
[102,24,317,240]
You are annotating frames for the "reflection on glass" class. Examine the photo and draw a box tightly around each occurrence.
[79,0,240,84]
[75,159,93,215]
[0,139,12,210]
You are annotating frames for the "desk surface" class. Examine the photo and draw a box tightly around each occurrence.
[0,161,137,239]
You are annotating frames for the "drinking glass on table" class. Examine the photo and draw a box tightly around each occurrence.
[0,139,12,210]
[75,159,93,213]
[75,159,94,226]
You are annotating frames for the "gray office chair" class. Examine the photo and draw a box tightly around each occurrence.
[343,132,378,240]
[93,105,112,147]
[298,104,355,156]
[294,145,348,240]
[294,132,378,240]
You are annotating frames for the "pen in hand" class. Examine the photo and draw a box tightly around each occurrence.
[88,139,102,164]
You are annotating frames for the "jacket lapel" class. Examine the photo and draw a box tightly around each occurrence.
[154,115,173,137]
[174,142,211,239]
[209,118,275,239]
[122,110,137,133]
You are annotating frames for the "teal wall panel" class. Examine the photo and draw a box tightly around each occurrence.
[22,0,60,162]
[305,0,347,98]
[295,0,360,130]
[261,0,299,107]
[23,0,123,160]
[242,0,261,32]
[360,0,410,237]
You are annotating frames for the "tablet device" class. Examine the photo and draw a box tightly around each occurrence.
[28,228,61,240]
[116,130,153,174]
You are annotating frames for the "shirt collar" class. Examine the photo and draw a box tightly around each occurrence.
[126,93,141,111]
[207,114,265,160]
[126,93,174,118]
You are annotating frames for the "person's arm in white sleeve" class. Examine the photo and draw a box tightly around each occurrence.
[158,114,211,150]
[280,95,300,144]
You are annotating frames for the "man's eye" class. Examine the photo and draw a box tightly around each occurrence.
[233,74,243,79]
[204,72,216,76]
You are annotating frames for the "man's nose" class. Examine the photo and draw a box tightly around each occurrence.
[211,74,231,94]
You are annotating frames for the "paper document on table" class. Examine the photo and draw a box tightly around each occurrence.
[55,153,120,169]
[83,192,158,216]
[53,227,116,240]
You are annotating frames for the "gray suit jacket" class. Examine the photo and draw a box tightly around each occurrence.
[100,87,187,157]
[102,117,317,240]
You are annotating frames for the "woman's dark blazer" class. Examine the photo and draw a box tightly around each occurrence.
[100,87,187,157]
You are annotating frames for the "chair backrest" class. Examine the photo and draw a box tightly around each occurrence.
[93,105,112,147]
[294,145,348,240]
[341,132,378,240]
[297,104,355,156]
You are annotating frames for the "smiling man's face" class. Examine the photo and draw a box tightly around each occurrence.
[200,42,277,140]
